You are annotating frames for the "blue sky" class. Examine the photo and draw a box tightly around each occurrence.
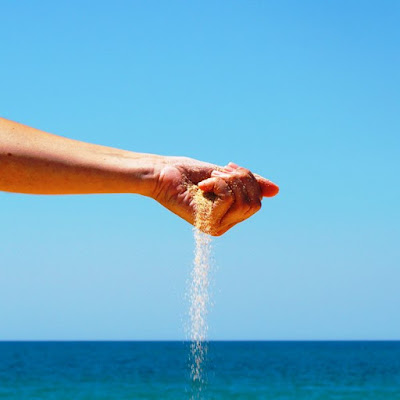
[1,0,399,340]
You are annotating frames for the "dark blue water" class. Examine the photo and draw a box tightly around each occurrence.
[1,341,400,399]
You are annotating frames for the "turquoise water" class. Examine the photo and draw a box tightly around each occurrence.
[1,341,400,399]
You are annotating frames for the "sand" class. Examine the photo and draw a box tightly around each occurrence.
[187,184,214,384]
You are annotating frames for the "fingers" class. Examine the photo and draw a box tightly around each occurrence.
[218,167,262,225]
[197,177,217,193]
[226,161,240,170]
[226,162,279,198]
[202,175,233,200]
[196,162,278,236]
[199,163,278,198]
[253,174,279,197]
[212,170,251,204]
[197,175,235,231]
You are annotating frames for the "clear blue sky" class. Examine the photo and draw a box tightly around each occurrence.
[1,1,399,340]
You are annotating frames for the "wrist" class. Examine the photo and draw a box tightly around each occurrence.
[118,153,167,198]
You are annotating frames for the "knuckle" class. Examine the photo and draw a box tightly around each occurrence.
[238,168,251,178]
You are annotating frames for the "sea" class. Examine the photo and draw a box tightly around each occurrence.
[1,341,399,399]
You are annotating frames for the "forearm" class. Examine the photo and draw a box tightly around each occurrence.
[0,118,160,196]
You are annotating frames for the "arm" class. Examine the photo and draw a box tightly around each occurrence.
[0,117,159,196]
[0,117,279,236]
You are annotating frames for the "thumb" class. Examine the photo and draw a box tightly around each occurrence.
[254,174,279,197]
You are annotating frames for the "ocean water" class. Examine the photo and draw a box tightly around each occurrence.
[1,341,400,399]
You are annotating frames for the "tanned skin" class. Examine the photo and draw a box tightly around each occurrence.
[0,117,278,236]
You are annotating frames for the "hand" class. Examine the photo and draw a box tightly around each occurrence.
[152,156,279,236]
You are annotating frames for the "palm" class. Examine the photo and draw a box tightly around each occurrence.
[154,157,216,227]
[153,156,278,236]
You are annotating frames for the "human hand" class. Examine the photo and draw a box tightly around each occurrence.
[152,156,279,236]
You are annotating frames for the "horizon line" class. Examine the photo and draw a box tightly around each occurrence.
[1,339,400,342]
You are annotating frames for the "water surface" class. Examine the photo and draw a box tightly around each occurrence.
[1,341,399,399]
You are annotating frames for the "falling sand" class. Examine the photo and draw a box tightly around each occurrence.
[187,184,214,390]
